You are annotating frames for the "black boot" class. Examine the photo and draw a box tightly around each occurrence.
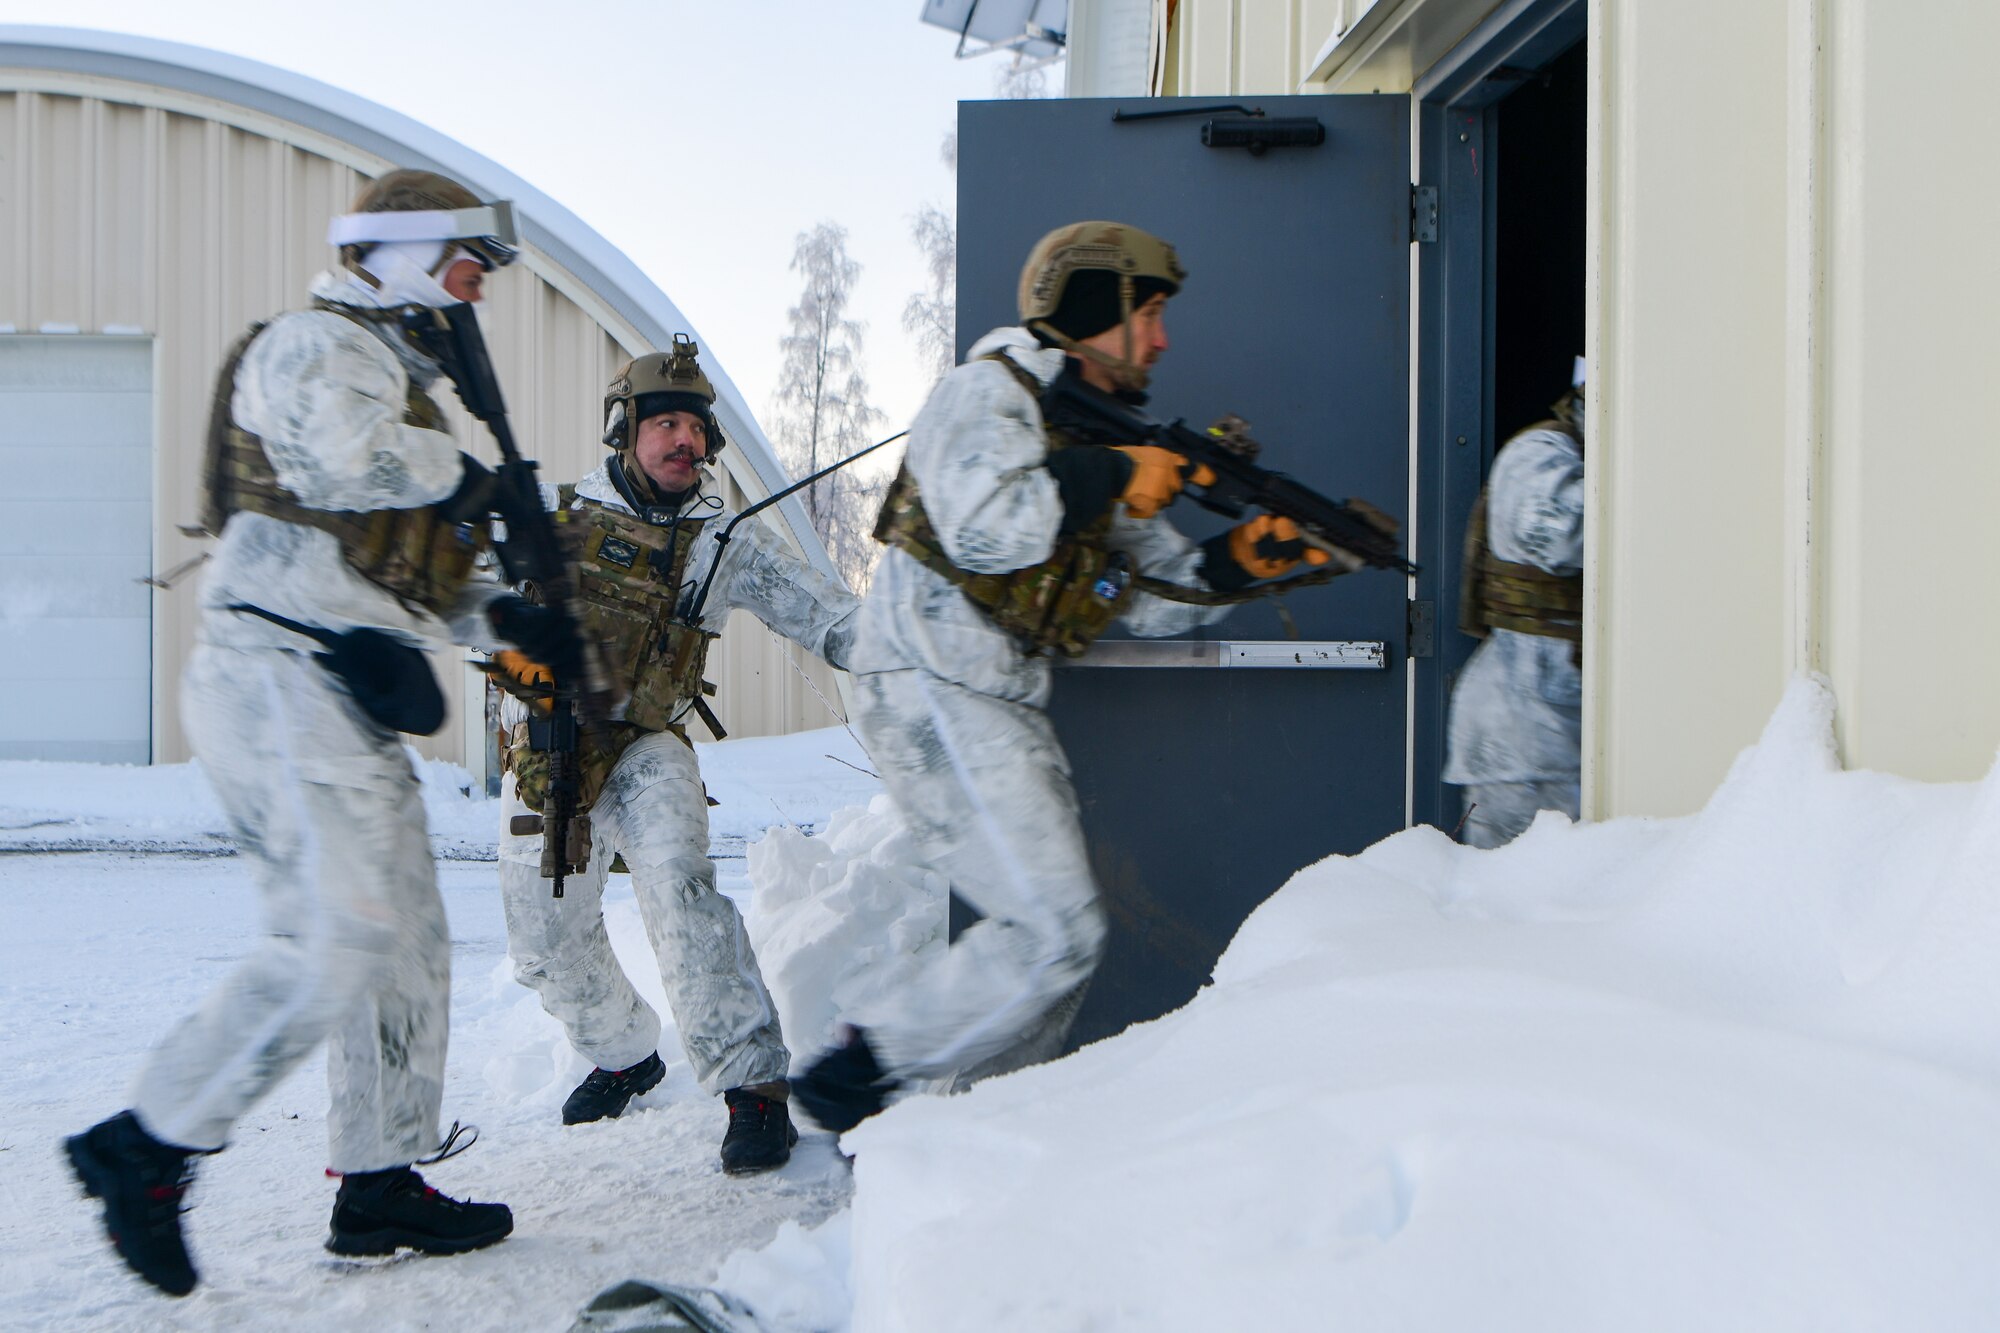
[792,1028,901,1134]
[64,1110,201,1297]
[561,1051,667,1125]
[719,1083,798,1176]
[326,1166,512,1257]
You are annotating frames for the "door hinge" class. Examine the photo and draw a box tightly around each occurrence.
[1410,185,1438,244]
[1407,599,1436,658]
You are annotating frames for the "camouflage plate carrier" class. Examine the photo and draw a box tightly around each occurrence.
[1458,419,1584,652]
[200,303,490,618]
[505,485,717,813]
[873,353,1139,658]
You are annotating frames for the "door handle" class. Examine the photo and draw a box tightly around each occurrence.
[1054,640,1387,669]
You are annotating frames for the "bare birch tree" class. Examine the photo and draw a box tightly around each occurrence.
[903,132,960,390]
[995,53,1060,99]
[772,221,887,590]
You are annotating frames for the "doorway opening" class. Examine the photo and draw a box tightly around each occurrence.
[1410,1,1587,832]
[1491,38,1588,450]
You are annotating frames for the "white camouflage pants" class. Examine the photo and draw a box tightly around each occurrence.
[499,730,787,1094]
[131,643,448,1173]
[847,669,1107,1083]
[1457,779,1582,849]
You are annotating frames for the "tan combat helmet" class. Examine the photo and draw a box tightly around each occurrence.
[1018,220,1186,392]
[329,168,521,279]
[602,334,726,459]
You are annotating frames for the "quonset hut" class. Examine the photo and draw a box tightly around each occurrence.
[0,25,848,778]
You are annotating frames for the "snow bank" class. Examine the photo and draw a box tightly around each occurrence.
[0,725,880,863]
[0,751,495,857]
[833,680,2000,1332]
[746,796,947,1060]
[697,729,882,848]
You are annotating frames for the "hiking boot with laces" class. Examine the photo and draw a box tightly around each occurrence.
[719,1083,798,1176]
[561,1051,667,1125]
[65,1110,201,1297]
[326,1166,512,1257]
[793,1027,902,1134]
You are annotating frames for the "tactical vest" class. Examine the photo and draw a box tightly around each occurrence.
[1458,423,1584,646]
[200,304,489,618]
[502,486,717,814]
[873,354,1138,658]
[553,486,717,732]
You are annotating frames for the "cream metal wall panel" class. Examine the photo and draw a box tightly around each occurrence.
[34,92,92,323]
[0,92,16,322]
[94,101,155,332]
[1149,0,1459,97]
[1234,4,1297,92]
[1176,0,1240,93]
[1590,0,1792,817]
[1818,0,2000,781]
[0,78,845,767]
[1302,0,1503,92]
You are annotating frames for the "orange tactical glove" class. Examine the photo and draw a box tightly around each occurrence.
[1111,446,1216,519]
[1226,514,1335,581]
[491,649,557,712]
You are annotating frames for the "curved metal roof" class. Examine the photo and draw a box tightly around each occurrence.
[0,24,835,577]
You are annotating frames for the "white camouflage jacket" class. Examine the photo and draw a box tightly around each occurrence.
[847,326,1230,705]
[1444,425,1586,784]
[197,269,508,654]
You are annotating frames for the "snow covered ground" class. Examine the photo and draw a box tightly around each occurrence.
[7,683,2000,1331]
[0,729,878,1332]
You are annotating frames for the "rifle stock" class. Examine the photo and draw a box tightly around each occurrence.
[1039,371,1418,578]
[404,302,602,897]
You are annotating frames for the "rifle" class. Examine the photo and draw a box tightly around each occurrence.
[403,301,605,898]
[1039,369,1418,578]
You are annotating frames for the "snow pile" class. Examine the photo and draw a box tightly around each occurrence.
[0,751,496,858]
[0,725,880,862]
[697,729,884,853]
[746,796,947,1059]
[826,679,2000,1332]
[714,1213,854,1333]
[0,757,233,853]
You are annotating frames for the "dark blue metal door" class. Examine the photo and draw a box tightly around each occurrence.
[956,94,1412,1047]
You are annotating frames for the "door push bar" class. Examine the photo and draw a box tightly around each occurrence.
[1055,640,1386,669]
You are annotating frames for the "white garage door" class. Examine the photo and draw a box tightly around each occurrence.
[0,336,153,764]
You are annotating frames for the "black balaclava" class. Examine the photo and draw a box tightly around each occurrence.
[1034,271,1179,345]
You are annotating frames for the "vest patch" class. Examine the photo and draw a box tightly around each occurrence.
[596,534,639,569]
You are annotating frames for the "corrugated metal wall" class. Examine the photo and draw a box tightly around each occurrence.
[0,82,848,767]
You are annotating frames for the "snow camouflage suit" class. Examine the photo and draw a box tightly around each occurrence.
[498,461,859,1093]
[844,326,1231,1082]
[132,269,511,1172]
[1444,422,1586,848]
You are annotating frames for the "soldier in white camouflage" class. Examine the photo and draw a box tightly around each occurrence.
[494,338,858,1174]
[793,222,1349,1133]
[65,169,550,1296]
[1445,366,1587,848]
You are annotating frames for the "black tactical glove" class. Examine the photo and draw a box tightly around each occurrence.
[487,595,581,681]
[439,453,498,523]
[1041,447,1133,536]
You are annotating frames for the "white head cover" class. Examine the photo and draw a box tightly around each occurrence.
[350,239,460,308]
[326,202,518,255]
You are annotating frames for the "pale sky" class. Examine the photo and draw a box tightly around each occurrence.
[0,2,1035,434]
